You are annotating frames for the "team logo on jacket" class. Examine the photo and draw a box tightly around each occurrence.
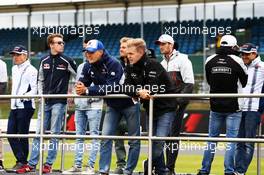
[57,64,67,70]
[211,67,231,74]
[43,63,50,69]
[148,71,157,78]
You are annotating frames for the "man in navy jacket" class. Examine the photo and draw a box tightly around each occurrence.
[75,39,140,175]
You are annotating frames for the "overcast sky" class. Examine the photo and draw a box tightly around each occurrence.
[0,0,263,28]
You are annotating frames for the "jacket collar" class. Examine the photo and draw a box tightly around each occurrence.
[248,55,261,67]
[17,60,30,69]
[163,49,178,61]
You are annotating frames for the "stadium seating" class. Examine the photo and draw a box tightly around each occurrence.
[0,17,263,58]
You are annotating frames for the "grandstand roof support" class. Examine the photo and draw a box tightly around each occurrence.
[140,0,144,38]
[253,2,255,18]
[74,4,79,26]
[124,0,128,24]
[27,6,32,60]
[176,0,182,22]
[233,0,237,20]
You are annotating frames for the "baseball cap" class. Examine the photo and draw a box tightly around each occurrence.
[155,34,174,45]
[83,39,104,53]
[9,45,28,55]
[240,43,258,53]
[220,35,238,47]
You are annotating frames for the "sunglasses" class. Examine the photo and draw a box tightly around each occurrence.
[53,41,65,45]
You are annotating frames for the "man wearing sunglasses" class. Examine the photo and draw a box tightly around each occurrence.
[17,33,77,174]
[197,35,248,175]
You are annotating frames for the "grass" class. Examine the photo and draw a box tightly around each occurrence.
[2,150,263,174]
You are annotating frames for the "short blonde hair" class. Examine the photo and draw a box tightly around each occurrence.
[120,37,132,44]
[47,33,63,47]
[126,38,146,52]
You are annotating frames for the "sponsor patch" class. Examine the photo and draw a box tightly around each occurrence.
[211,67,231,74]
[43,63,50,69]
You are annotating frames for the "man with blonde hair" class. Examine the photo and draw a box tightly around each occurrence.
[115,38,176,175]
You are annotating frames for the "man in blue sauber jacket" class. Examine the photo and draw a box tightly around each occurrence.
[75,39,140,175]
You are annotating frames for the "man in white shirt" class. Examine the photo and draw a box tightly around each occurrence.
[235,43,263,175]
[0,58,7,171]
[7,46,38,172]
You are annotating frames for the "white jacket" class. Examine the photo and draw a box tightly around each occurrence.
[160,49,194,85]
[0,59,8,83]
[242,56,264,112]
[11,60,38,109]
[74,62,103,110]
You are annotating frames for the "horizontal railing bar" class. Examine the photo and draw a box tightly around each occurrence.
[1,93,264,99]
[0,134,263,143]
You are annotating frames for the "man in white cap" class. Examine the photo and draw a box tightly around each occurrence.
[155,34,194,175]
[197,35,248,175]
[235,43,263,175]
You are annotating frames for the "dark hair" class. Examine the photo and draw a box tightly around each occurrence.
[84,39,90,44]
[173,42,179,50]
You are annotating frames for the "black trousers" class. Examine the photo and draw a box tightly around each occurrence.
[7,108,34,164]
[166,104,187,171]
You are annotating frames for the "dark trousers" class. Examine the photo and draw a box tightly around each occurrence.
[166,104,187,171]
[7,108,34,164]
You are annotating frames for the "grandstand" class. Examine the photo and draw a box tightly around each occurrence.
[1,17,264,58]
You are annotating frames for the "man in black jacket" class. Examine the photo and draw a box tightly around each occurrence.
[197,35,248,175]
[123,38,176,175]
[18,33,77,174]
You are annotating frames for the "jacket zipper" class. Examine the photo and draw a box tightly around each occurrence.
[48,57,55,94]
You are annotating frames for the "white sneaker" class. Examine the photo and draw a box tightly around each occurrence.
[63,165,82,174]
[82,166,95,174]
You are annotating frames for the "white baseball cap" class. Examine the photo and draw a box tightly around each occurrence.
[220,35,238,47]
[155,34,174,45]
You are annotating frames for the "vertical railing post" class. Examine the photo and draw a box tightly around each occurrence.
[257,121,262,175]
[60,105,68,172]
[148,98,153,175]
[39,96,45,174]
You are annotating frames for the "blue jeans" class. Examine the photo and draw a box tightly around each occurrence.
[145,112,174,175]
[200,111,242,174]
[74,109,102,168]
[235,111,261,173]
[29,103,66,166]
[99,104,141,174]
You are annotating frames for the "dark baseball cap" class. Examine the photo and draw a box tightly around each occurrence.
[240,43,258,53]
[9,45,28,55]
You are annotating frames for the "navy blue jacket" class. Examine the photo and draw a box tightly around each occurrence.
[79,50,134,109]
[38,53,77,104]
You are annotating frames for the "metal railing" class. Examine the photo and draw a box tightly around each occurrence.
[0,93,263,175]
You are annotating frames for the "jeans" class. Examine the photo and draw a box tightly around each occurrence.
[235,111,261,173]
[74,109,102,168]
[99,104,141,174]
[145,112,175,175]
[29,103,66,166]
[114,117,127,168]
[200,111,242,174]
[7,109,34,164]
